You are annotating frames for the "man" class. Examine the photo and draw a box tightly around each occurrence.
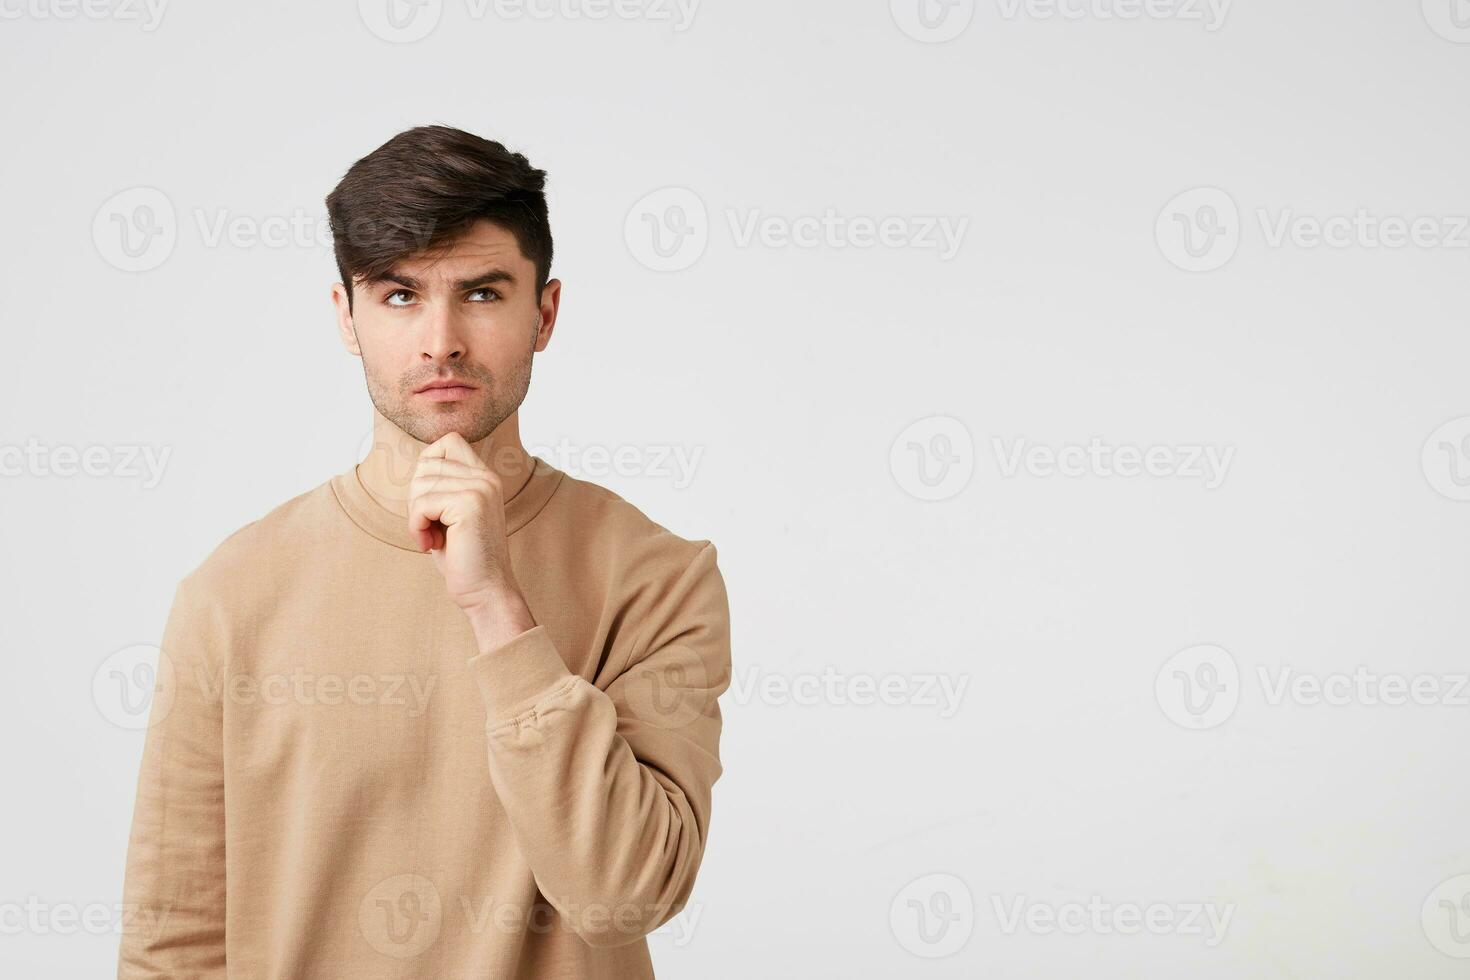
[118,125,731,979]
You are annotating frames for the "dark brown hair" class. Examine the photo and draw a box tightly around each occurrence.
[325,125,553,309]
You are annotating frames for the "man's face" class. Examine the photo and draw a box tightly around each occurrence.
[333,219,559,444]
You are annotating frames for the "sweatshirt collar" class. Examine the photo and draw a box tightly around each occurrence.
[329,454,564,553]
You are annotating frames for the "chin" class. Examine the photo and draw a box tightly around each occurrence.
[407,413,497,446]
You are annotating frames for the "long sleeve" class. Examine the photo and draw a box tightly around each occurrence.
[466,540,732,948]
[118,573,228,979]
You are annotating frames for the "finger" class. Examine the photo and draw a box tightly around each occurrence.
[409,492,438,533]
[409,473,495,503]
[413,457,497,494]
[409,489,484,534]
[413,456,485,479]
[411,472,490,491]
[420,431,483,469]
[408,491,453,552]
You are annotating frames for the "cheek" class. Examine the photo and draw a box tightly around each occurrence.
[478,343,533,382]
[359,349,414,400]
[356,322,414,372]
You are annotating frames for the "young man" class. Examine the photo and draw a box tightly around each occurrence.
[118,126,731,979]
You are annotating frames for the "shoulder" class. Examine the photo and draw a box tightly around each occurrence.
[540,469,730,671]
[178,479,339,602]
[540,466,719,579]
[532,466,728,634]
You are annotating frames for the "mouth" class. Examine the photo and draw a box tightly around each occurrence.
[414,380,479,402]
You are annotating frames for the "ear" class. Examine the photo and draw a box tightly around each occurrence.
[534,278,562,353]
[332,282,361,356]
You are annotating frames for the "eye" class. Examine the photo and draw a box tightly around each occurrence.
[466,288,501,303]
[384,289,416,307]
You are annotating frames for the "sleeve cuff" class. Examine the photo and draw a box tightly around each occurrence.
[467,624,578,724]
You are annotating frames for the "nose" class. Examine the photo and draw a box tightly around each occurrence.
[419,302,466,365]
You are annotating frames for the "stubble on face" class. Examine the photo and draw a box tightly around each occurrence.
[360,314,539,445]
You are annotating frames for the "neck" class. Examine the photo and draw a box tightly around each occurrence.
[357,408,535,515]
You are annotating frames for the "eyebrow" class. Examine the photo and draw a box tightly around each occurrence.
[371,267,518,292]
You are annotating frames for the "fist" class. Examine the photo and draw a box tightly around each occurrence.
[408,432,519,612]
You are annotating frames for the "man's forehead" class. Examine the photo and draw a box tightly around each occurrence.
[394,233,528,279]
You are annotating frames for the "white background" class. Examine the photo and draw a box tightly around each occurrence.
[2,0,1469,976]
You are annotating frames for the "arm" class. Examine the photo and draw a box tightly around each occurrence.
[117,574,228,979]
[465,541,731,948]
[407,434,732,946]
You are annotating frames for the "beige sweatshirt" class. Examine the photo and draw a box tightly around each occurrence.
[118,456,731,979]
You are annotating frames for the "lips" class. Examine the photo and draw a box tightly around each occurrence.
[414,380,478,401]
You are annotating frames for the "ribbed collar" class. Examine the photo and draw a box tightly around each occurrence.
[329,455,565,553]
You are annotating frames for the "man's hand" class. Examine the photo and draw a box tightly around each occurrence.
[409,433,536,644]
